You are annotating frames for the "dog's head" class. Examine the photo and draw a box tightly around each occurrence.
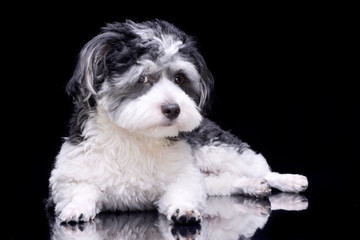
[67,20,213,138]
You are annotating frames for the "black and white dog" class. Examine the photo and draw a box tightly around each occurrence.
[49,20,308,224]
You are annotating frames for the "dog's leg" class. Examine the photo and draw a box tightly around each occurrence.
[265,172,308,193]
[200,148,308,195]
[186,119,308,196]
[52,182,101,222]
[50,142,103,222]
[204,172,271,197]
[193,142,272,197]
[157,165,206,224]
[232,177,272,197]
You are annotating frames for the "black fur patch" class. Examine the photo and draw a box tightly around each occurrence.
[181,118,249,153]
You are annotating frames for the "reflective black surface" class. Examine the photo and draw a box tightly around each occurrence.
[8,184,358,239]
[46,194,307,240]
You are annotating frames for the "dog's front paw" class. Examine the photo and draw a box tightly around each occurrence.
[58,202,96,222]
[169,208,201,224]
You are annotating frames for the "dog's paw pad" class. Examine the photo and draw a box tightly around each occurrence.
[170,208,201,224]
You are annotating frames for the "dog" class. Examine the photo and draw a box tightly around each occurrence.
[49,19,308,224]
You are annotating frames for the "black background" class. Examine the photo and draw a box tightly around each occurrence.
[4,3,358,239]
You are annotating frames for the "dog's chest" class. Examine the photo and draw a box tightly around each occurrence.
[99,141,166,185]
[100,161,165,211]
[93,135,189,210]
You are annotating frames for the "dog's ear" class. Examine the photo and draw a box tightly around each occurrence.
[66,32,114,105]
[193,52,214,114]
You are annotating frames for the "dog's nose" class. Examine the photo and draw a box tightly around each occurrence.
[161,103,180,120]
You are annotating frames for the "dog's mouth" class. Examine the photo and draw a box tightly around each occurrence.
[142,120,181,138]
[146,119,178,131]
[161,119,177,127]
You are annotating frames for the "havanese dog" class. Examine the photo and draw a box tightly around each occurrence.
[49,19,308,224]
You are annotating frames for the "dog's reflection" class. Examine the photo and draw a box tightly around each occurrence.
[50,193,308,240]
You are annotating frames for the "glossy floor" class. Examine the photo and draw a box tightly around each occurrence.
[47,194,307,240]
[8,183,358,240]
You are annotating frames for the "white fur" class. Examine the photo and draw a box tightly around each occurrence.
[193,144,308,196]
[50,104,206,222]
[131,25,183,63]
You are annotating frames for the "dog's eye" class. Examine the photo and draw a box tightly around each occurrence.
[174,73,185,85]
[138,75,150,84]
